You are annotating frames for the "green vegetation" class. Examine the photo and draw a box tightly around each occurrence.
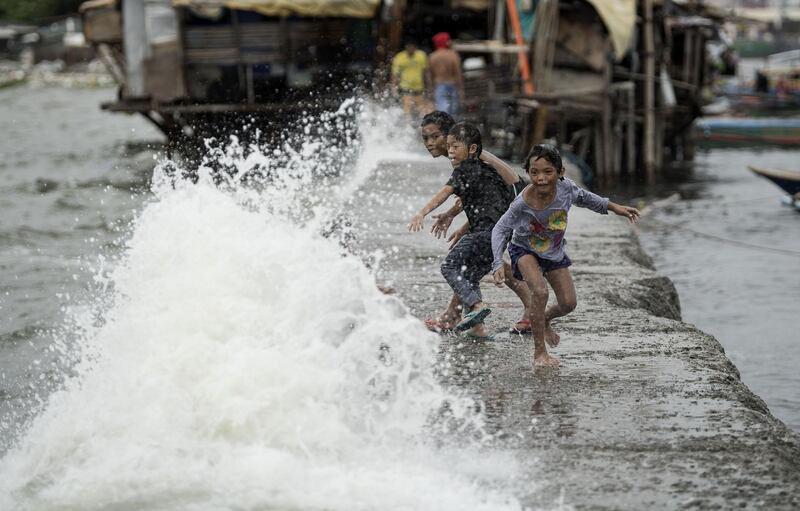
[0,0,85,23]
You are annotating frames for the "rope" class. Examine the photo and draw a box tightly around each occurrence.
[639,218,800,257]
[637,194,800,258]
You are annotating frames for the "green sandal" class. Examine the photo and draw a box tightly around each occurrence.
[455,307,491,332]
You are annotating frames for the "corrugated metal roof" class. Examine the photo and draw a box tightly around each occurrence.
[172,0,381,18]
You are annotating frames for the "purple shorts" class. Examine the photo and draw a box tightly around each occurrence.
[508,243,572,280]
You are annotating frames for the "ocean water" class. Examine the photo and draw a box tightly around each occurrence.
[0,87,523,510]
[634,146,800,432]
[3,82,797,509]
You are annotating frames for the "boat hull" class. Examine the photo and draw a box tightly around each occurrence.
[748,165,800,196]
[695,117,800,146]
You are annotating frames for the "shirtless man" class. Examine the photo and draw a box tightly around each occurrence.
[428,33,464,116]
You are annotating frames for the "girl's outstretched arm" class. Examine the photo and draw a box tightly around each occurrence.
[481,150,523,187]
[408,185,454,232]
[569,180,610,214]
[608,202,641,223]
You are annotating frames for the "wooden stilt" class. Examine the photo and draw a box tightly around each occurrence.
[643,0,656,181]
[506,0,534,95]
[593,119,605,183]
[533,105,548,144]
[602,62,613,178]
[626,82,636,176]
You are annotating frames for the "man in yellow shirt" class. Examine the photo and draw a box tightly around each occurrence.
[391,41,430,118]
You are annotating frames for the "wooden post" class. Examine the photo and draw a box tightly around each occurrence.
[533,105,548,143]
[602,60,613,180]
[643,0,656,181]
[97,43,125,84]
[492,0,506,65]
[387,0,405,58]
[683,31,693,84]
[530,0,558,144]
[246,65,255,104]
[626,82,636,176]
[610,81,636,177]
[506,0,534,95]
[694,30,704,89]
[655,113,664,169]
[593,119,605,182]
[231,10,246,101]
[122,0,147,97]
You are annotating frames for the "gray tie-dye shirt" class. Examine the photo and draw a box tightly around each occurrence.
[491,178,608,272]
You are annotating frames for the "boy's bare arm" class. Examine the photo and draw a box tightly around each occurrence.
[408,185,454,232]
[446,222,469,250]
[431,199,465,239]
[480,150,521,186]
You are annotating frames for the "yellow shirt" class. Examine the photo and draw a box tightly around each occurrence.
[392,50,427,92]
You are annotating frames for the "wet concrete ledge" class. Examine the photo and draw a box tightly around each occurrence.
[387,206,800,510]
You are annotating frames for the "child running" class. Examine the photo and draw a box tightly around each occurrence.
[491,144,640,367]
[419,111,532,333]
[409,122,513,339]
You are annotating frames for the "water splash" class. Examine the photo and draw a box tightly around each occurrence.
[0,101,523,510]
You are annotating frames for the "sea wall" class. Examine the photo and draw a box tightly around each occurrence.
[369,160,800,509]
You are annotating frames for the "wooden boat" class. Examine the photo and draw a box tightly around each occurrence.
[748,166,800,196]
[694,117,800,146]
[748,166,800,211]
[726,91,800,114]
[717,54,800,114]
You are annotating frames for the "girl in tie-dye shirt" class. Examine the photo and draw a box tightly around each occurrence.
[491,144,640,367]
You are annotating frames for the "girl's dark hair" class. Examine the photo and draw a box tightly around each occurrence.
[523,143,564,178]
[448,121,482,157]
[420,111,455,134]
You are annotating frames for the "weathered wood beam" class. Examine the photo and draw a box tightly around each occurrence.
[643,0,656,181]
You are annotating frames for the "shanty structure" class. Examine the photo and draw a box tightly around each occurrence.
[80,0,386,146]
[443,0,723,182]
[81,0,722,179]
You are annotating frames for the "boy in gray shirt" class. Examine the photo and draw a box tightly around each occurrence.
[491,144,640,367]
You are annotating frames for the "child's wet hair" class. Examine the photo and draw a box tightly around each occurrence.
[524,143,564,179]
[448,121,482,157]
[420,111,455,134]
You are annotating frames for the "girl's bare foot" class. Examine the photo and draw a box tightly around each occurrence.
[533,352,560,367]
[544,322,560,347]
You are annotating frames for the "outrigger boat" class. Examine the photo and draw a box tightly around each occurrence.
[748,165,800,211]
[716,50,800,115]
[694,117,800,146]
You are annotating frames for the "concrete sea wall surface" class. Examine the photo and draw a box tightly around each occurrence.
[364,161,800,509]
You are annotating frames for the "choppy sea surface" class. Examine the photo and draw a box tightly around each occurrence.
[1,84,798,509]
[633,147,800,432]
[631,56,800,431]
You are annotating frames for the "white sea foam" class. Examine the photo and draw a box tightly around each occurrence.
[0,102,523,510]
